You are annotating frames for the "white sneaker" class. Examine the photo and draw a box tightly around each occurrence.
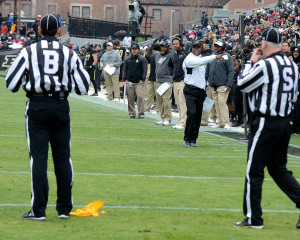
[151,111,159,115]
[103,98,112,102]
[208,118,215,123]
[155,121,163,125]
[224,124,231,129]
[172,125,179,129]
[163,121,170,126]
[211,124,220,128]
[113,99,120,102]
[175,125,185,130]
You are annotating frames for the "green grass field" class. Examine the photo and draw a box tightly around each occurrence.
[1,76,300,240]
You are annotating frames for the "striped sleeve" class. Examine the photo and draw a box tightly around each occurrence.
[237,60,266,93]
[292,61,299,104]
[70,52,90,95]
[6,48,29,92]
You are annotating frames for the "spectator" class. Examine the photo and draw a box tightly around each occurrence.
[7,13,14,31]
[1,22,7,34]
[19,22,27,37]
[66,12,71,32]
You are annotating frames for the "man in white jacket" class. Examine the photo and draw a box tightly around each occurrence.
[182,41,223,147]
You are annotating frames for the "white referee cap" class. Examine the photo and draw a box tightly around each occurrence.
[40,14,59,31]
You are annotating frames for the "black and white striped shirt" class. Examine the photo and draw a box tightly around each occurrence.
[6,36,90,95]
[238,51,299,117]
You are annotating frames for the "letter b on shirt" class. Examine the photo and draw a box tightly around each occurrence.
[43,50,59,74]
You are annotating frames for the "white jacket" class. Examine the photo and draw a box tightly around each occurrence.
[183,53,216,89]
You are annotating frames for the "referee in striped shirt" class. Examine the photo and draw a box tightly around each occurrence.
[235,28,300,229]
[6,14,90,221]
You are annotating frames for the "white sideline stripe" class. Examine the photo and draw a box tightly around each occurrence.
[1,170,300,181]
[0,203,299,214]
[204,130,300,159]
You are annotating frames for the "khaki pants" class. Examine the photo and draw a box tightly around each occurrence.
[144,80,157,112]
[155,82,173,122]
[212,86,230,127]
[126,81,145,117]
[201,86,214,125]
[173,80,187,126]
[104,74,120,100]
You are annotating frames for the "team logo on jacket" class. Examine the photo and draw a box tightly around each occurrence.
[136,59,139,63]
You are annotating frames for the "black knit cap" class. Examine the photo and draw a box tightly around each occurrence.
[262,28,281,44]
[40,14,59,31]
[131,43,140,49]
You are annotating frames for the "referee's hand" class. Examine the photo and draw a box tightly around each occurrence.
[250,48,262,64]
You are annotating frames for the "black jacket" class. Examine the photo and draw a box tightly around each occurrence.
[123,54,148,83]
[171,48,189,82]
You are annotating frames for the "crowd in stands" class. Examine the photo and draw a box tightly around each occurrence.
[0,13,63,50]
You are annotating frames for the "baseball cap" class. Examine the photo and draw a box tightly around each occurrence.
[192,41,203,48]
[131,43,140,49]
[262,28,281,43]
[199,38,208,44]
[214,41,224,47]
[40,14,59,31]
[160,41,170,48]
[107,42,113,47]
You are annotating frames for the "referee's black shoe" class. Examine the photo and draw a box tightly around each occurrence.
[22,210,46,221]
[234,218,263,229]
[296,215,300,228]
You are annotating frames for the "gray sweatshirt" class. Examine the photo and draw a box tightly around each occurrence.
[100,49,122,75]
[154,51,174,83]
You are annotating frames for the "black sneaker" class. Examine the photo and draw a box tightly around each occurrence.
[234,218,263,229]
[138,115,145,119]
[22,211,46,221]
[91,93,98,96]
[296,215,300,228]
[182,141,190,147]
[128,115,135,119]
[58,214,70,220]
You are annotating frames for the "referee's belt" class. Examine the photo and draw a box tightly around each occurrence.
[27,91,69,100]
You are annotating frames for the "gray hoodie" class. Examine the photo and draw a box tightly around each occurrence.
[205,50,234,88]
[100,49,122,75]
[154,51,174,83]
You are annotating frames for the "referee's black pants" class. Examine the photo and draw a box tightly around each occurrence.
[183,85,206,143]
[25,96,73,217]
[243,114,300,226]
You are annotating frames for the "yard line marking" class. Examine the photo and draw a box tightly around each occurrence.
[0,203,299,214]
[0,149,247,158]
[73,152,246,158]
[2,170,300,181]
[0,134,249,146]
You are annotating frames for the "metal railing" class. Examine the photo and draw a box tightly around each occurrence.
[69,17,129,39]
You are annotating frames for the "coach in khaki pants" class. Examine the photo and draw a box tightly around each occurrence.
[123,43,148,118]
[171,37,189,129]
[100,42,122,101]
[206,41,234,129]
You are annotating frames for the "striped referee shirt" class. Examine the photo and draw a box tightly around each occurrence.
[238,51,299,117]
[6,36,90,95]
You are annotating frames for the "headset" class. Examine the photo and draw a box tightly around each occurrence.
[172,37,183,47]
